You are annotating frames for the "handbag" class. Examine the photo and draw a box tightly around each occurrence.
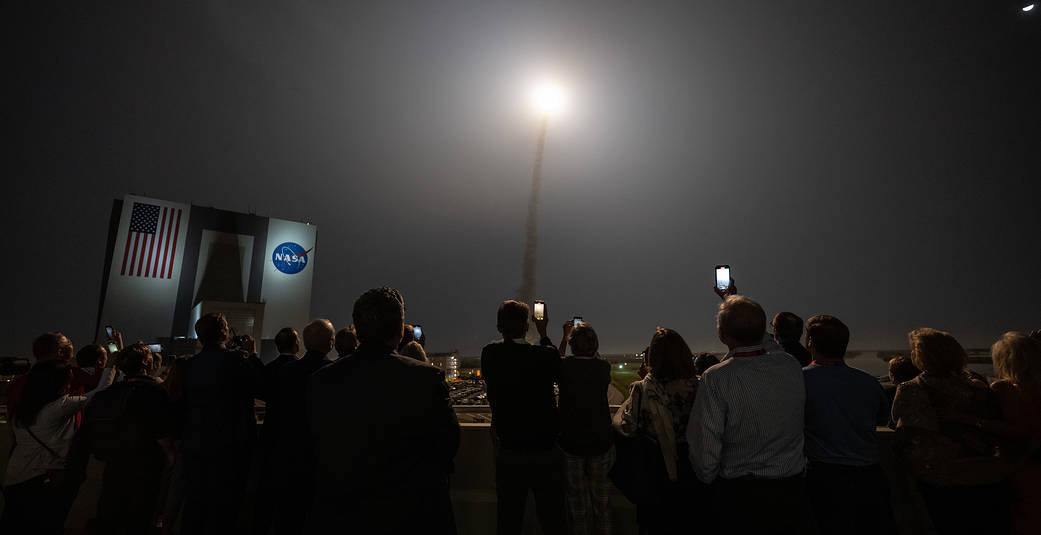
[608,385,669,504]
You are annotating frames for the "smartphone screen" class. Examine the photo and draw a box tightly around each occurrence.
[106,343,119,354]
[715,265,731,291]
[533,301,545,321]
[105,325,114,338]
[573,316,583,327]
[148,344,163,354]
[413,325,423,340]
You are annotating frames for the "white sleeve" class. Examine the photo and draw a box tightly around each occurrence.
[613,382,641,437]
[83,367,117,399]
[688,375,724,483]
[52,395,91,418]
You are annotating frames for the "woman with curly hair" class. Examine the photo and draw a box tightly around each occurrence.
[891,328,1012,535]
[939,332,1041,535]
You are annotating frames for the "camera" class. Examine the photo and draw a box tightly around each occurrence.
[228,334,253,352]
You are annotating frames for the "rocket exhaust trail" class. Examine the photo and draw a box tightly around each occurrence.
[517,115,549,333]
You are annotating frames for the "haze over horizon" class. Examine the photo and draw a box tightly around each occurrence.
[8,1,1039,358]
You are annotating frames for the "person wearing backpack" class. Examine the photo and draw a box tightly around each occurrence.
[80,343,174,534]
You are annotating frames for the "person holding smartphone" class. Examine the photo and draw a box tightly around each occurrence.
[686,295,807,534]
[557,322,614,534]
[481,300,565,535]
[1,339,117,532]
[172,313,263,535]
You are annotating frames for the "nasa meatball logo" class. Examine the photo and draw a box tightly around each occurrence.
[272,242,312,275]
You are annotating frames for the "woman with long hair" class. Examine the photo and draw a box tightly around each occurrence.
[1,357,115,532]
[613,328,700,534]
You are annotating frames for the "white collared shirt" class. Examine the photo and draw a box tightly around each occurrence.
[687,342,806,482]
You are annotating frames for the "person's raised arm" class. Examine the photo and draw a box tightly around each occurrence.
[688,378,724,484]
[534,311,552,347]
[81,353,118,400]
[238,336,264,398]
[713,277,738,301]
[55,355,119,418]
[558,320,573,357]
[111,330,125,352]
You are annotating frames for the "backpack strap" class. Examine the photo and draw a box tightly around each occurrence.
[24,425,60,460]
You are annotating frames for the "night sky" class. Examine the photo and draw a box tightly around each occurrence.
[8,1,1040,357]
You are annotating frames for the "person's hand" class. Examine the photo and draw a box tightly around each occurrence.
[713,277,738,300]
[533,313,549,338]
[241,336,256,355]
[418,332,427,348]
[562,320,574,340]
[113,331,125,351]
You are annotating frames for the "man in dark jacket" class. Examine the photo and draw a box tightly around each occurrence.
[82,343,173,534]
[481,300,565,535]
[306,287,459,534]
[772,311,813,367]
[253,326,300,534]
[174,312,263,535]
[265,319,335,534]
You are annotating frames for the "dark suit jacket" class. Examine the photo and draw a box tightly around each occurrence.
[305,342,459,534]
[270,351,331,463]
[261,354,297,402]
[175,345,263,457]
[781,339,813,368]
[481,339,561,451]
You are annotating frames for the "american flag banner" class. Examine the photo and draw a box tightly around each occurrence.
[120,201,183,278]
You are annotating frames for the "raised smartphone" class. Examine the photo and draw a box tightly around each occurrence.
[715,265,731,292]
[533,300,546,321]
[413,325,423,340]
[573,316,583,327]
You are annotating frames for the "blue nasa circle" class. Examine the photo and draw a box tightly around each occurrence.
[272,242,309,274]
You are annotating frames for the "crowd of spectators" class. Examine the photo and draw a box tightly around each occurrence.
[1,283,1038,535]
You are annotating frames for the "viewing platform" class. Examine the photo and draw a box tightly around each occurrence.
[0,404,934,534]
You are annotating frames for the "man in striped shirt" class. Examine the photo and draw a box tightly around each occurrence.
[687,295,807,533]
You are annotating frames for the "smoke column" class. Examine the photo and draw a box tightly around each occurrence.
[517,114,549,337]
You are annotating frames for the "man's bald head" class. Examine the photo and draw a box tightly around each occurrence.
[303,319,336,354]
